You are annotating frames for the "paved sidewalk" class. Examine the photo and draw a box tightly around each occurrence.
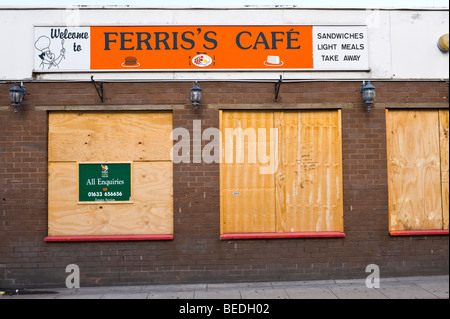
[1,275,448,299]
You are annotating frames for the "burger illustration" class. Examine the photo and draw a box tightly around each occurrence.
[121,56,140,67]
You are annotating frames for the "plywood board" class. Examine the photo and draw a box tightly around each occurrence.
[276,110,343,233]
[48,112,173,162]
[48,111,173,237]
[220,110,343,235]
[387,110,442,231]
[439,110,449,230]
[220,110,224,235]
[48,161,173,236]
[221,111,276,234]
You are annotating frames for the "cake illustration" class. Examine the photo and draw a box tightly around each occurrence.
[121,56,140,67]
[264,55,284,66]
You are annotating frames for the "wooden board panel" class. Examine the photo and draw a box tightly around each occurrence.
[221,110,343,235]
[220,111,276,234]
[48,112,172,162]
[387,110,442,231]
[276,110,343,233]
[274,111,287,232]
[439,110,449,230]
[48,161,173,236]
[220,110,223,235]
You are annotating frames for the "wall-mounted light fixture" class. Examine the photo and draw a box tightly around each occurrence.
[360,81,376,112]
[190,81,202,109]
[9,82,27,114]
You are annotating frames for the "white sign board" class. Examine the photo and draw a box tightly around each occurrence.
[313,26,369,70]
[34,27,90,71]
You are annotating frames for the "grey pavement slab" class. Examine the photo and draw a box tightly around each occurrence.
[208,282,273,290]
[329,285,388,299]
[194,289,242,299]
[397,275,448,282]
[56,293,104,299]
[101,293,148,299]
[415,281,449,299]
[240,288,290,299]
[271,280,335,287]
[147,291,195,299]
[376,283,439,299]
[141,283,207,293]
[1,275,448,299]
[284,286,338,299]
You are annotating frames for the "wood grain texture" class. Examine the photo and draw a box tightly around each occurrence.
[48,112,173,237]
[439,110,449,230]
[221,111,276,234]
[387,110,442,231]
[220,110,343,234]
[277,110,343,233]
[48,112,173,162]
[48,162,173,236]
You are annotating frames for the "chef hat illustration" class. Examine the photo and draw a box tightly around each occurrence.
[34,36,51,52]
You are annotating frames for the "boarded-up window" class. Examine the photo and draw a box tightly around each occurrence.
[47,112,173,239]
[386,109,449,233]
[220,110,344,237]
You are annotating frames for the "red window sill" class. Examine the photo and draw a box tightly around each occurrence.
[44,234,173,242]
[220,232,345,240]
[389,230,449,236]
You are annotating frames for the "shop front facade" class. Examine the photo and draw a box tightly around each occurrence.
[0,6,448,288]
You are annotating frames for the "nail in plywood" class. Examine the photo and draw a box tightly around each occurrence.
[439,110,449,230]
[387,110,443,231]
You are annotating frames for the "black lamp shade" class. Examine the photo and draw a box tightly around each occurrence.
[190,81,202,108]
[9,83,26,113]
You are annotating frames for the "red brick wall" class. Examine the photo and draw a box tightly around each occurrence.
[1,81,448,288]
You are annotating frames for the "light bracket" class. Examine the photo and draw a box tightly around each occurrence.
[91,76,104,103]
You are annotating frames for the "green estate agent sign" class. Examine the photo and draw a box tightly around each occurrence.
[79,163,131,202]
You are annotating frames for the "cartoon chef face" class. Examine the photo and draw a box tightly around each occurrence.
[42,50,55,61]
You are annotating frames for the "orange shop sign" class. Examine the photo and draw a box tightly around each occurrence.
[33,25,368,71]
